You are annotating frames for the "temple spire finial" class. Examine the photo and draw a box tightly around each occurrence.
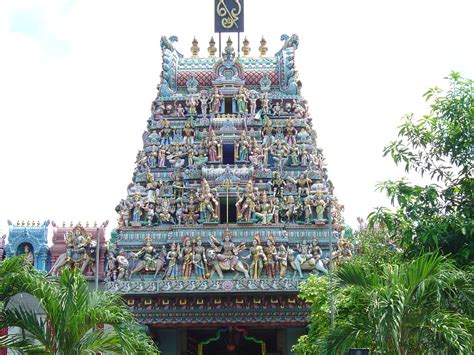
[191,37,200,57]
[259,36,268,57]
[242,36,250,56]
[208,37,217,57]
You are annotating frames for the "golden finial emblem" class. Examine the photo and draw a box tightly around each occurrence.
[259,36,268,57]
[208,37,217,57]
[242,36,250,56]
[191,37,200,57]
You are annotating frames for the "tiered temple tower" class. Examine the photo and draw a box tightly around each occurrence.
[107,35,344,355]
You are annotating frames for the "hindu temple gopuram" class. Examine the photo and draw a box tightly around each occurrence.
[102,33,347,354]
[1,32,351,355]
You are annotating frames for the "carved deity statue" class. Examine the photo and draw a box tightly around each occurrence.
[245,234,266,279]
[236,180,257,222]
[181,237,194,279]
[264,236,277,278]
[207,231,249,278]
[197,179,219,222]
[48,224,95,276]
[235,86,248,114]
[210,87,222,114]
[192,236,207,279]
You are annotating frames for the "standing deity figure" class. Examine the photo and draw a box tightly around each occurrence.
[158,145,167,167]
[172,171,185,199]
[272,100,283,116]
[182,120,194,145]
[187,95,198,117]
[248,90,259,119]
[300,148,310,166]
[261,119,274,147]
[255,190,273,224]
[289,146,300,166]
[160,119,173,146]
[147,145,158,168]
[116,249,130,281]
[284,196,299,223]
[246,235,266,279]
[206,129,221,162]
[199,91,209,117]
[292,172,312,196]
[181,237,194,279]
[303,195,315,223]
[261,92,270,114]
[235,86,248,115]
[211,87,223,114]
[176,103,185,117]
[197,179,219,222]
[271,197,282,224]
[192,236,207,279]
[270,171,286,198]
[276,244,288,278]
[164,242,180,279]
[285,118,297,146]
[264,236,277,279]
[316,198,327,220]
[236,130,250,161]
[249,140,264,167]
[236,180,257,222]
[144,204,155,226]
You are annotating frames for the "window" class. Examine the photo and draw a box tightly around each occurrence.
[224,97,233,114]
[220,197,237,224]
[222,144,235,165]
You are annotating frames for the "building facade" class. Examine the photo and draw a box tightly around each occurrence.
[105,34,344,355]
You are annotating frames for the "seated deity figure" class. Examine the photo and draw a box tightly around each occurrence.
[270,140,289,170]
[197,179,219,222]
[244,234,266,279]
[129,236,157,278]
[23,244,34,265]
[236,180,258,222]
[48,224,94,276]
[272,100,283,116]
[255,190,273,225]
[207,231,249,278]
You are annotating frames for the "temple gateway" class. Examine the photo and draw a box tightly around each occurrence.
[106,33,346,354]
[2,34,350,355]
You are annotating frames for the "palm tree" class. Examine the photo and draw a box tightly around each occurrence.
[327,253,473,354]
[0,257,159,354]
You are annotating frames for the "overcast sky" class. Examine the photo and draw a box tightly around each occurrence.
[0,0,473,241]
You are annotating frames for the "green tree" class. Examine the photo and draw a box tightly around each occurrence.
[370,72,474,266]
[293,233,473,354]
[0,257,159,354]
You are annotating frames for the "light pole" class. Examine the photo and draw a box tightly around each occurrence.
[327,198,335,332]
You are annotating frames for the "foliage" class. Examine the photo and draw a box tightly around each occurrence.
[0,256,159,354]
[369,72,474,266]
[293,240,474,354]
